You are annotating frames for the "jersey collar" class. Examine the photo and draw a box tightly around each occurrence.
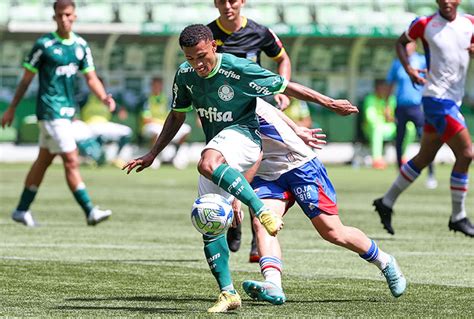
[216,16,248,35]
[52,32,77,45]
[205,53,222,79]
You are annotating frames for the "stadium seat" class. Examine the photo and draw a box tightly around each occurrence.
[316,6,358,26]
[244,4,281,26]
[118,3,149,23]
[8,2,49,22]
[75,3,115,23]
[0,2,10,25]
[283,4,313,26]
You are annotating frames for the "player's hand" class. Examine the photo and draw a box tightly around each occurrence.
[468,43,474,56]
[122,152,156,174]
[407,66,427,86]
[231,199,243,228]
[328,99,359,116]
[295,127,327,149]
[274,94,290,110]
[1,107,15,128]
[102,94,116,113]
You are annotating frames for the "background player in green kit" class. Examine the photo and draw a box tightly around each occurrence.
[1,0,114,227]
[123,24,357,313]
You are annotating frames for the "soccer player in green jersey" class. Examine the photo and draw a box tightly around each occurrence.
[209,0,293,262]
[123,24,357,313]
[1,0,114,227]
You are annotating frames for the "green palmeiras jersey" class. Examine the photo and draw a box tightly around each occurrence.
[171,53,288,144]
[23,32,95,121]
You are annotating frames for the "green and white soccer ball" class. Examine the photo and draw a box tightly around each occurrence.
[191,194,234,236]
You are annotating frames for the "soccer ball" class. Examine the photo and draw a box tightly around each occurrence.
[191,194,234,236]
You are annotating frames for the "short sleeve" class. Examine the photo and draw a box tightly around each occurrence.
[171,71,193,113]
[241,62,288,97]
[406,16,429,41]
[80,41,95,74]
[261,27,285,60]
[23,39,44,73]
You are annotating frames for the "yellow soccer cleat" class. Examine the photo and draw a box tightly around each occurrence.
[207,291,241,313]
[257,210,284,236]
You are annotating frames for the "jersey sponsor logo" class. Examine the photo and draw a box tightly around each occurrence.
[55,63,79,77]
[75,47,84,60]
[218,68,241,80]
[44,39,56,48]
[196,107,233,123]
[249,81,272,95]
[294,185,315,201]
[59,107,76,117]
[178,66,194,74]
[53,48,63,55]
[218,85,234,101]
[186,84,194,94]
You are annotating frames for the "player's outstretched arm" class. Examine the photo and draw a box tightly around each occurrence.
[269,106,326,148]
[84,71,116,112]
[396,33,427,86]
[1,70,35,128]
[123,110,186,174]
[283,82,358,116]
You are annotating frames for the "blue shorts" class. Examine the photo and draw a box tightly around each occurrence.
[251,158,338,219]
[422,97,466,142]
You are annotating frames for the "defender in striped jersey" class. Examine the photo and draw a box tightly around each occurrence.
[241,99,406,304]
[374,0,474,237]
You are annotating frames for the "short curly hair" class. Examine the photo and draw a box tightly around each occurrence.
[179,24,213,48]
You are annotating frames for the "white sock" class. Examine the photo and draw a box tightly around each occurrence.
[384,161,420,208]
[450,172,469,223]
[260,256,282,288]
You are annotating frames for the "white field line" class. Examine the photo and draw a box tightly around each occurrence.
[1,243,473,257]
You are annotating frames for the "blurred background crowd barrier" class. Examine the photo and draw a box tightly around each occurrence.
[1,0,473,145]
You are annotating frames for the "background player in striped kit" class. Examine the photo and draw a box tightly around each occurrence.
[374,0,474,237]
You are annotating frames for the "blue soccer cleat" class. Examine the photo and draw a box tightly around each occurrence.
[382,256,407,298]
[242,280,286,305]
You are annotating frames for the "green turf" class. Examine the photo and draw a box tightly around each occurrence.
[0,163,473,317]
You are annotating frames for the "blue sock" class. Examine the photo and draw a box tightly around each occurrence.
[360,239,391,270]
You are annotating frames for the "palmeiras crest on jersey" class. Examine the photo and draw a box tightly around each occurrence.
[218,85,234,101]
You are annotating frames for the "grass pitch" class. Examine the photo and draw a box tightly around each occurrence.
[0,163,473,317]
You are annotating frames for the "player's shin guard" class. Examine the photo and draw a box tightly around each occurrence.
[359,239,391,270]
[450,172,468,222]
[383,160,420,208]
[203,234,235,292]
[211,164,265,215]
[17,185,38,211]
[73,183,94,216]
